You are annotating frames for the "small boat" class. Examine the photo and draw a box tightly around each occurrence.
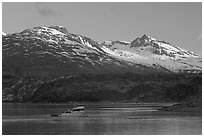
[51,105,87,117]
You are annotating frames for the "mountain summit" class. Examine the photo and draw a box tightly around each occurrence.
[102,34,201,73]
[2,26,201,76]
[49,26,69,34]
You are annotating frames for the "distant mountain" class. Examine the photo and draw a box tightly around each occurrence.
[101,34,201,73]
[2,26,128,76]
[2,26,202,104]
[2,26,201,77]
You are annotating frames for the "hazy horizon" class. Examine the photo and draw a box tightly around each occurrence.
[2,2,202,55]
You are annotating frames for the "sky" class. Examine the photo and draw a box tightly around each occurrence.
[2,2,202,55]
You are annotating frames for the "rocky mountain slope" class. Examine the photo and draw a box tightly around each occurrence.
[2,26,201,77]
[101,34,201,73]
[2,73,202,103]
[2,26,127,76]
[2,26,202,106]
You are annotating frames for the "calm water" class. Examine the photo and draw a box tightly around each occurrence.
[2,103,202,135]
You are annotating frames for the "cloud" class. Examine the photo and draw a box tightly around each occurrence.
[37,8,62,17]
[35,3,63,17]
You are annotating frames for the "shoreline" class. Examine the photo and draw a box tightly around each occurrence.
[3,101,201,114]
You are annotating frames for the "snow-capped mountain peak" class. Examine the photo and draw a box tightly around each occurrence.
[143,34,157,41]
[101,34,201,73]
[130,34,157,48]
[2,26,202,75]
[129,34,198,58]
[2,32,6,36]
[49,26,69,34]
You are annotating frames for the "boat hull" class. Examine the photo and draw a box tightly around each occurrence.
[60,111,87,117]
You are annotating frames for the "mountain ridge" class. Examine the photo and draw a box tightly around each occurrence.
[2,26,202,105]
[2,26,202,77]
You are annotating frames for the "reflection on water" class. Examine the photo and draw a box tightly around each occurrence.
[2,103,202,135]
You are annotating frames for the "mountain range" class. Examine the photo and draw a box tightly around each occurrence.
[2,26,202,106]
[2,26,201,77]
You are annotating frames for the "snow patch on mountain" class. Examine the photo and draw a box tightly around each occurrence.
[101,46,147,60]
[101,34,201,72]
[2,26,202,74]
[40,26,66,36]
[2,32,6,36]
